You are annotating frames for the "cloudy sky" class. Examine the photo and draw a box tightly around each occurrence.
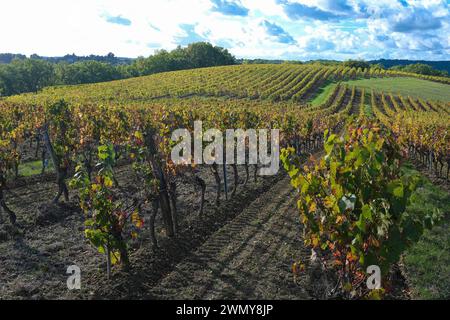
[0,0,449,60]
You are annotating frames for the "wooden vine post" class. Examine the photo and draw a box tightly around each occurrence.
[42,125,69,203]
[144,130,175,237]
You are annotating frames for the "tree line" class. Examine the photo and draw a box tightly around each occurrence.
[0,52,131,65]
[0,42,236,96]
[389,63,448,77]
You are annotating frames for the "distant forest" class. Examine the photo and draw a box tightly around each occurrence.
[369,59,450,74]
[0,53,132,65]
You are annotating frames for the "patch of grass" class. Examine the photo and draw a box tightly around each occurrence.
[342,77,450,102]
[18,160,53,177]
[308,82,336,107]
[401,163,450,300]
[363,105,373,117]
[359,91,373,118]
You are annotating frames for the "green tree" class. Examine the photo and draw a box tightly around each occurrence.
[343,59,370,70]
[55,61,123,85]
[0,58,54,96]
[185,42,235,68]
[128,42,236,76]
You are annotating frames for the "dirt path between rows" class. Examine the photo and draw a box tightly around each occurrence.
[1,161,314,299]
[150,177,312,300]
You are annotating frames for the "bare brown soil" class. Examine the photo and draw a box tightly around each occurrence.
[149,177,311,300]
[1,154,439,300]
[0,164,313,300]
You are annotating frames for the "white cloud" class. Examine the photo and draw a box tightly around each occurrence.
[0,0,448,60]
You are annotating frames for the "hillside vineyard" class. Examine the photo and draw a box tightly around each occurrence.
[0,64,449,280]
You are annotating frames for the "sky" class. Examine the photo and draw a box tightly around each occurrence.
[0,0,449,61]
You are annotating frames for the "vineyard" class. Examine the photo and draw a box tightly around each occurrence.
[0,64,449,299]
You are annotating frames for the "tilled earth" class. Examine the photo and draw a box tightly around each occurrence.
[0,164,313,300]
[2,157,439,300]
[149,177,310,300]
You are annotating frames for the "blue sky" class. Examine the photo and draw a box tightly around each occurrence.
[0,0,448,60]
